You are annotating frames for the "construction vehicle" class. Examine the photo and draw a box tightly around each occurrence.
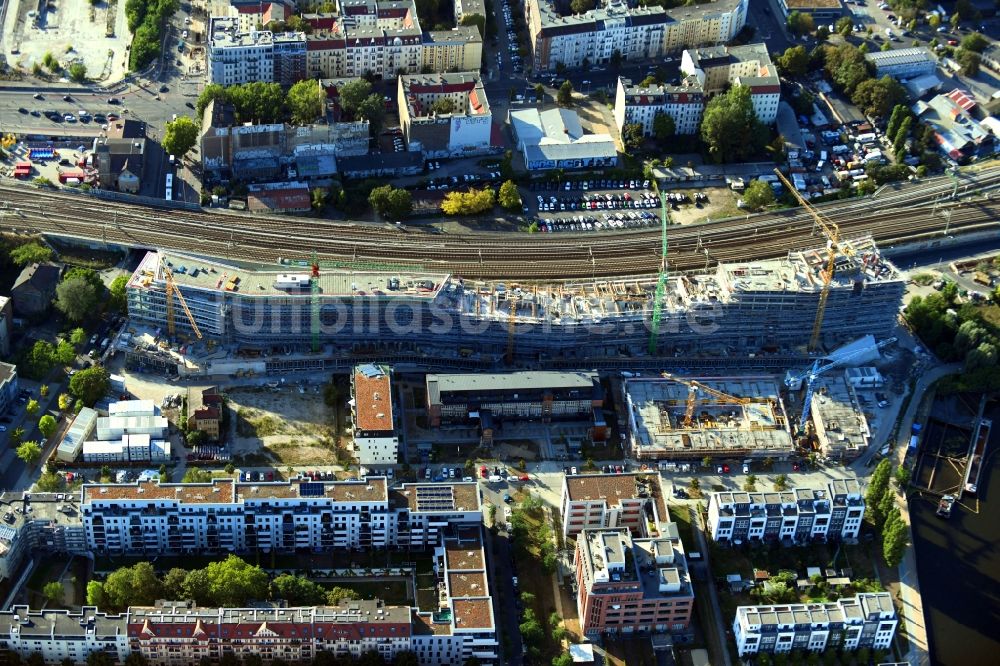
[773,169,853,352]
[162,260,202,340]
[660,372,750,428]
[785,337,896,434]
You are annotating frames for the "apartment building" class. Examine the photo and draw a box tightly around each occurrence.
[398,72,493,158]
[0,606,129,665]
[864,47,937,79]
[614,76,705,136]
[124,238,902,366]
[0,492,88,583]
[680,43,781,124]
[454,0,486,22]
[0,530,499,665]
[187,386,223,441]
[425,371,602,428]
[707,480,865,544]
[81,477,481,555]
[734,593,897,657]
[351,364,399,466]
[207,17,307,85]
[575,527,694,637]
[422,27,484,73]
[525,0,748,72]
[561,473,665,539]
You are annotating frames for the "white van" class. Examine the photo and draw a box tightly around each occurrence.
[815,160,825,172]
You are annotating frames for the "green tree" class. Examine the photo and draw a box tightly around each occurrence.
[552,654,573,666]
[182,468,212,483]
[894,464,911,488]
[326,586,360,605]
[102,562,162,610]
[68,63,87,83]
[777,45,809,77]
[368,185,413,221]
[108,275,129,314]
[86,581,105,607]
[55,277,98,322]
[570,0,594,12]
[835,16,853,37]
[10,242,54,266]
[786,11,815,35]
[960,32,988,53]
[441,188,495,215]
[773,473,789,491]
[10,427,24,446]
[882,507,908,566]
[823,43,871,96]
[498,180,522,211]
[287,79,324,124]
[161,568,189,600]
[957,49,980,76]
[196,83,228,117]
[54,340,76,365]
[357,93,386,134]
[557,80,574,107]
[742,179,775,211]
[893,116,913,157]
[430,97,456,114]
[182,568,211,604]
[534,83,544,100]
[852,76,907,118]
[392,652,420,666]
[38,415,58,439]
[69,327,87,347]
[36,472,63,492]
[205,555,269,606]
[86,652,115,666]
[124,654,149,666]
[886,105,908,143]
[70,366,110,406]
[338,79,373,116]
[622,123,644,152]
[43,581,63,605]
[272,574,327,605]
[25,399,40,416]
[652,112,675,143]
[866,458,892,525]
[163,117,198,158]
[928,13,941,29]
[701,85,766,163]
[744,474,758,492]
[57,394,72,411]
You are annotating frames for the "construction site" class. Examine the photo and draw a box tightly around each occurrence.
[120,233,904,373]
[624,376,795,461]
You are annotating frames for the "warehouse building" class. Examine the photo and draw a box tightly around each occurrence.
[733,593,897,657]
[510,107,617,171]
[124,237,902,365]
[864,47,937,80]
[426,371,602,441]
[625,376,794,461]
[706,480,865,544]
[56,407,98,462]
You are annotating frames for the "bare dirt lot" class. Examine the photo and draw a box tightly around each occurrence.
[666,185,745,226]
[228,386,340,466]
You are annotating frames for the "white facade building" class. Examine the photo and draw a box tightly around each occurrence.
[734,593,897,657]
[614,76,706,136]
[398,72,493,158]
[0,606,129,665]
[680,43,780,124]
[864,47,937,80]
[207,17,307,85]
[82,434,171,463]
[707,480,865,544]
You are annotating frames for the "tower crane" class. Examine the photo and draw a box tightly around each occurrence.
[785,337,897,434]
[161,260,202,340]
[660,372,750,428]
[773,169,853,352]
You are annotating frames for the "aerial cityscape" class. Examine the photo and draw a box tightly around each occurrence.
[0,0,997,664]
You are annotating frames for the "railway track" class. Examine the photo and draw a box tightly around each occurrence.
[1,168,999,279]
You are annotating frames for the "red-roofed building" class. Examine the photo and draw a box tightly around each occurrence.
[398,71,493,158]
[247,181,312,214]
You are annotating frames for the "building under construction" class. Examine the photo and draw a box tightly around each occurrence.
[625,376,795,460]
[124,237,903,366]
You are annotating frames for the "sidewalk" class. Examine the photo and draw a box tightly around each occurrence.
[691,506,733,666]
[892,362,960,666]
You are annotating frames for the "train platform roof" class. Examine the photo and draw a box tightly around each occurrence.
[129,251,450,299]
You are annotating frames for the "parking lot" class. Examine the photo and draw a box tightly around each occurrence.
[527,177,667,232]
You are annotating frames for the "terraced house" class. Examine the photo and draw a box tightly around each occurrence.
[707,480,865,544]
[525,0,748,71]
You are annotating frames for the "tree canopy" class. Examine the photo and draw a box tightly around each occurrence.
[10,242,53,266]
[16,441,41,465]
[442,188,495,216]
[368,185,412,220]
[163,117,199,157]
[205,555,269,606]
[700,85,765,163]
[338,79,373,117]
[777,45,809,77]
[287,80,325,125]
[108,275,129,314]
[498,181,522,211]
[557,80,574,106]
[69,366,111,406]
[55,277,99,322]
[742,179,775,211]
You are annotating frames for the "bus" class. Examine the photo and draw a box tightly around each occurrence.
[165,173,173,201]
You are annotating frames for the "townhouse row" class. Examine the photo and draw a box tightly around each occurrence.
[525,0,749,72]
[208,0,482,85]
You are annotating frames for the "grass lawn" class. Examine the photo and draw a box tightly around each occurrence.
[669,504,696,552]
[328,580,410,605]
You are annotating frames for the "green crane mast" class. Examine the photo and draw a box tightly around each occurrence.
[648,191,669,355]
[311,251,321,353]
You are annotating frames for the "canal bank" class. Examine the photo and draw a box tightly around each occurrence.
[910,399,1000,666]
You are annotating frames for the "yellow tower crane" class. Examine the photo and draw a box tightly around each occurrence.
[772,168,853,352]
[660,372,750,428]
[162,261,203,340]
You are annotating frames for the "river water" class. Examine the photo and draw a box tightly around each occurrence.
[910,402,1000,666]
